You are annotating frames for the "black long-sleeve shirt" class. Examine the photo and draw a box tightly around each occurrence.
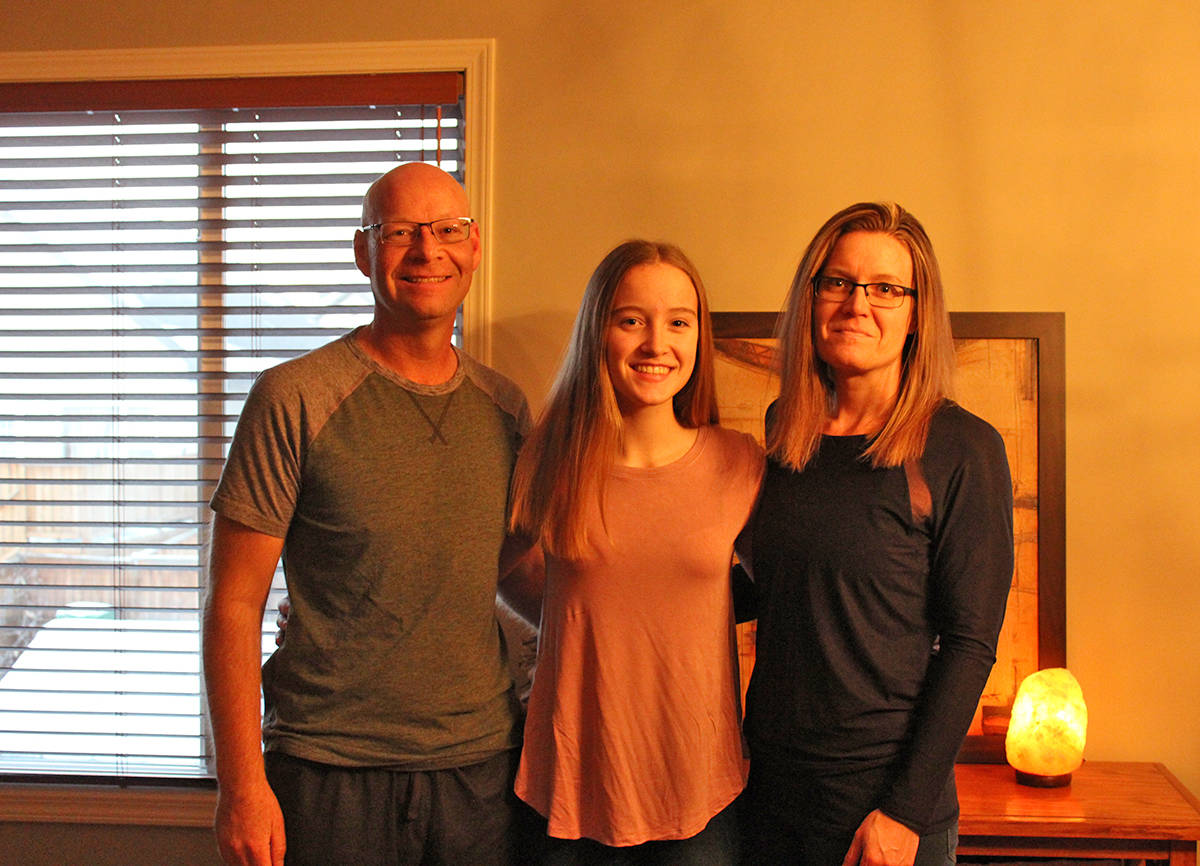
[745,401,1013,835]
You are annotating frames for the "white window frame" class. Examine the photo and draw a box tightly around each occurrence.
[0,38,495,824]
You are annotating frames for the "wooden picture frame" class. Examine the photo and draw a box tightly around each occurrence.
[712,311,1065,763]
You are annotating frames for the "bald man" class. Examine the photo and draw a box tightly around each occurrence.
[203,164,540,866]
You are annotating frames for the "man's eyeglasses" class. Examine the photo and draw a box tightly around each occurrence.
[361,218,475,246]
[812,275,916,309]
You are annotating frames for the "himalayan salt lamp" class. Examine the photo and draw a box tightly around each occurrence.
[1005,667,1088,787]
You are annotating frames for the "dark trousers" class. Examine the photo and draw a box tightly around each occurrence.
[531,799,740,866]
[738,774,957,865]
[265,749,531,866]
[740,815,956,865]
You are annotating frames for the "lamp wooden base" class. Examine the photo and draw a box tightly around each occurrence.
[1014,768,1073,787]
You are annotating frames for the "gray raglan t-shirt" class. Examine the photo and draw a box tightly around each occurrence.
[210,328,531,770]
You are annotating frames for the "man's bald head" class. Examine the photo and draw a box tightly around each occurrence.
[361,163,470,226]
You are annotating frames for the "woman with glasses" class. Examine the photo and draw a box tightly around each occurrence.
[508,240,763,864]
[738,203,1014,866]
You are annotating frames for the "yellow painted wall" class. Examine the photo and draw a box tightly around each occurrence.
[4,0,1199,812]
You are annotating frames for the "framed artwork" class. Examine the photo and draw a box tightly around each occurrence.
[713,311,1065,762]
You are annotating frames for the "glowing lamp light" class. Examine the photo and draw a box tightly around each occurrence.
[1005,667,1088,787]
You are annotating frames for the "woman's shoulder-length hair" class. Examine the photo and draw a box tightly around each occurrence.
[768,201,956,470]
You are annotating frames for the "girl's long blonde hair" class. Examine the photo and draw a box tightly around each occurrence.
[768,202,955,470]
[509,240,718,560]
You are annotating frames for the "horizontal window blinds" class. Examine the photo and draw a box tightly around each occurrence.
[0,73,464,779]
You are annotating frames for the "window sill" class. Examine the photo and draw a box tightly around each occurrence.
[0,783,216,827]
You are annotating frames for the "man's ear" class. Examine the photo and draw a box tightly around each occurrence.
[353,230,371,278]
[469,223,482,271]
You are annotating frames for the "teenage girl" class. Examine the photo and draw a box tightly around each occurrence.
[508,240,763,865]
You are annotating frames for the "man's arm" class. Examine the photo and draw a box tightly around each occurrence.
[202,514,287,866]
[497,533,544,628]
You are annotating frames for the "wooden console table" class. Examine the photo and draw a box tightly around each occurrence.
[956,761,1200,864]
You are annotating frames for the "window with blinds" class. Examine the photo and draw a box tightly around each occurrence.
[0,73,464,779]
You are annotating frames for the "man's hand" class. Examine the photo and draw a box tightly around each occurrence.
[841,808,919,866]
[215,778,287,866]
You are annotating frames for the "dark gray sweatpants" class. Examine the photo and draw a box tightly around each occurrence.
[265,749,530,865]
